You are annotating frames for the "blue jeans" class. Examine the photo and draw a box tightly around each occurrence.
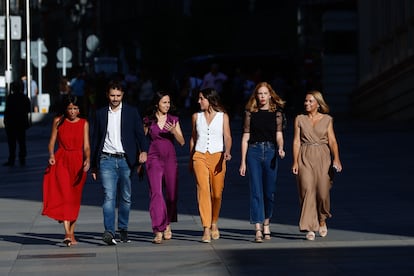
[247,142,279,224]
[99,154,132,235]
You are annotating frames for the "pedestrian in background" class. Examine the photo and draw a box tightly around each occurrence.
[200,63,228,95]
[70,71,86,115]
[239,82,286,243]
[57,76,71,111]
[21,75,39,112]
[190,88,232,243]
[42,95,90,246]
[292,90,342,241]
[90,80,148,245]
[143,91,185,244]
[3,80,31,167]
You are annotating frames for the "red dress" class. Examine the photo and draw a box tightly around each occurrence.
[42,118,87,222]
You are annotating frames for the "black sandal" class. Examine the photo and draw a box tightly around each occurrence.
[63,235,72,247]
[263,224,271,240]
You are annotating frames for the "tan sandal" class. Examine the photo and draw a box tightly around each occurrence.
[69,234,78,245]
[152,232,163,244]
[319,224,328,237]
[163,225,172,240]
[255,229,263,243]
[201,228,211,243]
[306,231,315,241]
[211,224,220,240]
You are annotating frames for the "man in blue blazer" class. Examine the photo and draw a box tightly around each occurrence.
[91,80,148,245]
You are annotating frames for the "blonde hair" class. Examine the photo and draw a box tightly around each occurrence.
[245,82,285,112]
[307,90,330,114]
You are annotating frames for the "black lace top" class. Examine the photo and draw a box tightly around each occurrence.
[243,109,283,144]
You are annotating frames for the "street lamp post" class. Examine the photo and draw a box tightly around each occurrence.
[25,0,31,102]
[71,0,91,68]
[5,0,12,95]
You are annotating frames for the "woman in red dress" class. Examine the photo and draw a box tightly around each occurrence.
[42,95,90,246]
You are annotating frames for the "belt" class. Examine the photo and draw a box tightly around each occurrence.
[102,152,126,158]
[249,141,274,146]
[301,142,327,146]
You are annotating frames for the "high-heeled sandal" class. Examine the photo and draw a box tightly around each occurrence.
[319,224,328,237]
[152,232,163,244]
[69,234,78,245]
[211,224,220,240]
[263,224,271,240]
[63,234,72,247]
[163,225,172,240]
[201,228,211,243]
[306,231,315,241]
[255,229,263,243]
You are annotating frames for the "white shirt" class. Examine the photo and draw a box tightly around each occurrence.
[195,112,224,154]
[102,102,125,154]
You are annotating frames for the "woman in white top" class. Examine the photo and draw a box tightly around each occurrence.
[190,88,232,243]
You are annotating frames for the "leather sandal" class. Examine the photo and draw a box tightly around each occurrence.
[163,225,172,240]
[152,232,163,244]
[201,228,211,243]
[306,231,315,241]
[263,224,271,240]
[69,234,78,245]
[211,224,220,240]
[63,234,72,247]
[255,229,263,243]
[319,224,328,237]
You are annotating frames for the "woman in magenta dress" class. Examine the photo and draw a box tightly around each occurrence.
[42,95,90,246]
[144,91,185,244]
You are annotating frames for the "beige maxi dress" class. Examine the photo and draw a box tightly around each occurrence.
[296,114,333,232]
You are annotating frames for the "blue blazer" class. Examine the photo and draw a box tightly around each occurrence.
[91,102,148,169]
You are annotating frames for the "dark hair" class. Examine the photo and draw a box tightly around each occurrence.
[59,77,70,93]
[146,91,177,122]
[10,80,23,94]
[107,80,124,93]
[199,88,226,113]
[57,95,80,127]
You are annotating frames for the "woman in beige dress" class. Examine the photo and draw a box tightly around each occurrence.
[292,90,342,241]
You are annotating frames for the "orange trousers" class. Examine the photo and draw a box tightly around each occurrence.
[192,151,226,228]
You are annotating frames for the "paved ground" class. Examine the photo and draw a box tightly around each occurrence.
[0,113,413,276]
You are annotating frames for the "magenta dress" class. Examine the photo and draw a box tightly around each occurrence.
[144,114,179,233]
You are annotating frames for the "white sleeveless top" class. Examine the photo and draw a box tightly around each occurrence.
[195,112,224,154]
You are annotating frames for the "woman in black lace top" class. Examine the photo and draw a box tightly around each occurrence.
[239,82,286,243]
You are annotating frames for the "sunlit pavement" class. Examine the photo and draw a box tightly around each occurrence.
[1,114,413,275]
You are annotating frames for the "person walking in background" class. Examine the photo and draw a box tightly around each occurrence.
[21,75,39,112]
[179,72,203,114]
[190,88,232,243]
[3,80,31,167]
[200,63,228,95]
[70,71,86,115]
[42,95,90,246]
[292,90,342,241]
[90,80,148,245]
[239,82,286,243]
[143,91,185,244]
[57,76,71,111]
[138,69,154,116]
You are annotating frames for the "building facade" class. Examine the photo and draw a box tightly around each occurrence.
[352,0,414,121]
